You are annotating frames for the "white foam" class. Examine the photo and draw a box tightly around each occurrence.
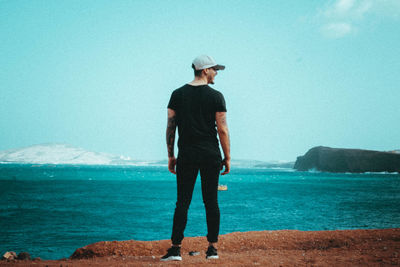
[364,171,399,175]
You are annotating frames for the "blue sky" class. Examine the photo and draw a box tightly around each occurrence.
[1,0,399,161]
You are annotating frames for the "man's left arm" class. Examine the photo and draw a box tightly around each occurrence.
[166,108,177,174]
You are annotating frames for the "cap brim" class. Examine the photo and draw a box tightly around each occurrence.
[214,64,225,70]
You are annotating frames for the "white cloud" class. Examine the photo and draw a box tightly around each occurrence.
[323,0,371,19]
[322,22,354,38]
[336,0,356,14]
[319,0,399,38]
[327,0,377,17]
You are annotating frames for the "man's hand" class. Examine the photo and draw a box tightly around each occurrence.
[220,158,230,175]
[168,156,177,174]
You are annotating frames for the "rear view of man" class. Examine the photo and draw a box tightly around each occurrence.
[161,55,231,261]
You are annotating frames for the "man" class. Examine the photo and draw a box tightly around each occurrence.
[161,55,231,261]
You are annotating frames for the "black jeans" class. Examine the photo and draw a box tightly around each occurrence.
[171,160,221,245]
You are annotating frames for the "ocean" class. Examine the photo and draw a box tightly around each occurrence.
[1,164,399,260]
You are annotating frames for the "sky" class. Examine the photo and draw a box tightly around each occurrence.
[1,0,399,162]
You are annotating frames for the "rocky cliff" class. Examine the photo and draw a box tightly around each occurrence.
[294,146,400,173]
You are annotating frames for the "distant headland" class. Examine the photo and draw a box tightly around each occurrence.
[294,146,400,173]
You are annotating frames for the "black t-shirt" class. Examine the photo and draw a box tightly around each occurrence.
[168,84,227,163]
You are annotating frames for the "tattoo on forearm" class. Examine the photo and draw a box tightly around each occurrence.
[166,116,176,157]
[220,117,226,125]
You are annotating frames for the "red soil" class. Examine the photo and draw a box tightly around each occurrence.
[1,229,399,266]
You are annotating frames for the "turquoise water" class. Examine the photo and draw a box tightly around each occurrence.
[1,164,400,260]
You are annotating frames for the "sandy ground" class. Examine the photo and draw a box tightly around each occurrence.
[1,229,399,266]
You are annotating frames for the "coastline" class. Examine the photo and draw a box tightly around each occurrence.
[1,228,399,266]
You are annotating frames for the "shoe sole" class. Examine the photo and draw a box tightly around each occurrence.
[206,255,219,259]
[160,256,182,261]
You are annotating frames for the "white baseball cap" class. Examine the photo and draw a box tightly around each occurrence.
[192,55,225,71]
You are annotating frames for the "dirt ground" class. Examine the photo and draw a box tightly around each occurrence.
[1,228,399,266]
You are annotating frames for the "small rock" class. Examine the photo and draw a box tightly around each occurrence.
[2,251,17,261]
[33,257,42,261]
[17,252,31,261]
[189,251,200,256]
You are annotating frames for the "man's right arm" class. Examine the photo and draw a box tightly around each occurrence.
[216,111,230,175]
[166,108,177,174]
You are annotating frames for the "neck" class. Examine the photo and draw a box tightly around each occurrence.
[188,76,208,86]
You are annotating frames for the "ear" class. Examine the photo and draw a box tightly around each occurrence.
[203,68,210,75]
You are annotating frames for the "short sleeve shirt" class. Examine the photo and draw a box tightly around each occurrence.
[168,84,227,163]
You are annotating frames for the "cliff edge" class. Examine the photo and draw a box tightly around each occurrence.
[1,229,399,266]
